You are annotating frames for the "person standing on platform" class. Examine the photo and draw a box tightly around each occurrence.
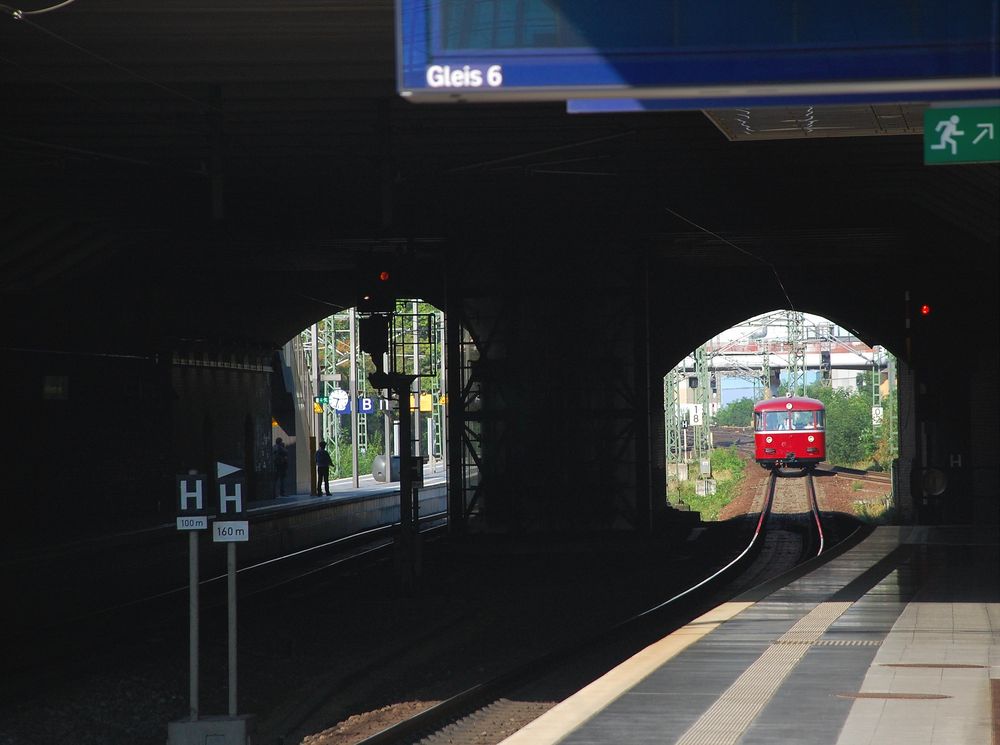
[273,438,289,497]
[315,441,332,496]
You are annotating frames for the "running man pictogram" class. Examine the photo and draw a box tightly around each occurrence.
[930,115,964,156]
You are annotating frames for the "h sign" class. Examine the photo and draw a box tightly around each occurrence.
[177,474,207,514]
[216,461,245,516]
[176,473,209,530]
[219,482,244,516]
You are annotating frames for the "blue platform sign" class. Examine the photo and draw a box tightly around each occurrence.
[396,0,1000,105]
[328,396,388,415]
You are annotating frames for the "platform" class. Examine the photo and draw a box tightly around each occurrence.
[502,525,1000,745]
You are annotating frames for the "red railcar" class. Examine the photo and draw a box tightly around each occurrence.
[753,395,826,470]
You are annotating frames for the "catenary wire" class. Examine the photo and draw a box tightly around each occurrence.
[664,205,795,312]
[0,0,75,17]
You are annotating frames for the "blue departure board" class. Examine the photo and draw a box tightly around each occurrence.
[396,0,1000,104]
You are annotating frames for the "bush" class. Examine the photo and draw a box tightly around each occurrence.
[715,398,755,427]
[328,426,383,479]
[674,446,746,521]
[854,497,896,524]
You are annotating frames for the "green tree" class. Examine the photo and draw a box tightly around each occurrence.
[715,397,755,427]
[869,387,896,470]
[854,369,879,404]
[807,383,875,466]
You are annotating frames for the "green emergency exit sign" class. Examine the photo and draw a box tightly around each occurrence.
[924,106,1000,165]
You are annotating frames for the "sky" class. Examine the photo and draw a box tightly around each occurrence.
[720,371,822,406]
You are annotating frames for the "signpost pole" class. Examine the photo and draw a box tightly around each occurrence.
[170,469,254,744]
[213,464,249,722]
[189,530,199,720]
[169,473,210,742]
[227,541,237,717]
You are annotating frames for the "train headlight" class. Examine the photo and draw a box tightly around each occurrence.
[807,435,815,443]
[765,436,773,444]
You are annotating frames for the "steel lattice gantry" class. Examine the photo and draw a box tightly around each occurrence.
[443,240,670,533]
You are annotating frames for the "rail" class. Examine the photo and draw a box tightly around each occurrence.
[806,472,825,556]
[353,476,784,745]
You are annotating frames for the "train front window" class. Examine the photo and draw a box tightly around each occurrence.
[791,411,816,430]
[764,411,788,430]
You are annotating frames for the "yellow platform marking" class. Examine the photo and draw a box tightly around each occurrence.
[676,601,853,745]
[497,601,754,745]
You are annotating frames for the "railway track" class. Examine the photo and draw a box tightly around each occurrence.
[351,470,845,745]
[1,457,857,744]
[728,469,824,594]
[824,465,892,485]
[1,512,449,700]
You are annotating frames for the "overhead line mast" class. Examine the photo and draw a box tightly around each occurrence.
[785,310,806,396]
[694,343,713,463]
[664,365,684,491]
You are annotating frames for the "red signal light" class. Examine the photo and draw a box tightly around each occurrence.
[919,303,932,316]
[378,270,391,282]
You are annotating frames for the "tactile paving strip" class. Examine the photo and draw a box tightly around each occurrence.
[777,638,880,647]
[675,601,853,745]
[835,692,950,700]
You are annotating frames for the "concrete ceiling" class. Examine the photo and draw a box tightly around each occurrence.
[704,103,928,140]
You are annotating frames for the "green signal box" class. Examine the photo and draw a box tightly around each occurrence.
[924,106,1000,165]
